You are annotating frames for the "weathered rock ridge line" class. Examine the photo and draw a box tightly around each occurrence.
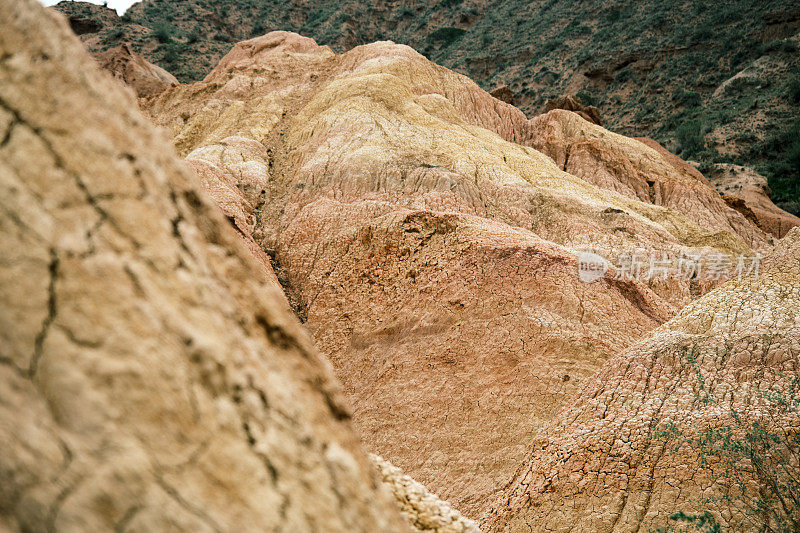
[710,163,800,239]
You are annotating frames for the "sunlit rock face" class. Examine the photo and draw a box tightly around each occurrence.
[0,3,406,531]
[144,31,770,516]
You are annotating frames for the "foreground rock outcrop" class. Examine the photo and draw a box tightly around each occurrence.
[0,2,406,530]
[485,228,800,531]
[144,31,770,516]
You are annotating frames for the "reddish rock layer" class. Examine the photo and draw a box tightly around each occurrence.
[545,95,603,126]
[489,85,515,105]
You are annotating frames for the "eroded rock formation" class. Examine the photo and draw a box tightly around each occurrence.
[544,95,602,126]
[710,163,800,239]
[526,112,770,256]
[5,0,796,528]
[94,43,178,98]
[485,228,800,531]
[143,31,770,516]
[0,2,405,531]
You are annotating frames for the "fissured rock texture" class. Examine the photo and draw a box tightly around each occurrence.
[710,163,800,239]
[94,43,178,98]
[0,2,406,531]
[145,32,769,516]
[484,228,800,531]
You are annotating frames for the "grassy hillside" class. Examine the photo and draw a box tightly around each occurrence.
[53,0,800,213]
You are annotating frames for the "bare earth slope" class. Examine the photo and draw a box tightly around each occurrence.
[0,2,406,531]
[144,32,770,516]
[485,228,800,532]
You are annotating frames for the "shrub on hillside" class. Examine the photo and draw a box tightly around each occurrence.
[692,26,713,42]
[575,90,596,106]
[760,39,799,55]
[789,77,800,105]
[657,349,800,532]
[603,6,633,24]
[251,21,266,36]
[397,6,414,19]
[152,22,173,43]
[106,26,125,40]
[673,88,702,109]
[160,41,183,65]
[758,120,800,215]
[427,27,466,47]
[675,119,707,158]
